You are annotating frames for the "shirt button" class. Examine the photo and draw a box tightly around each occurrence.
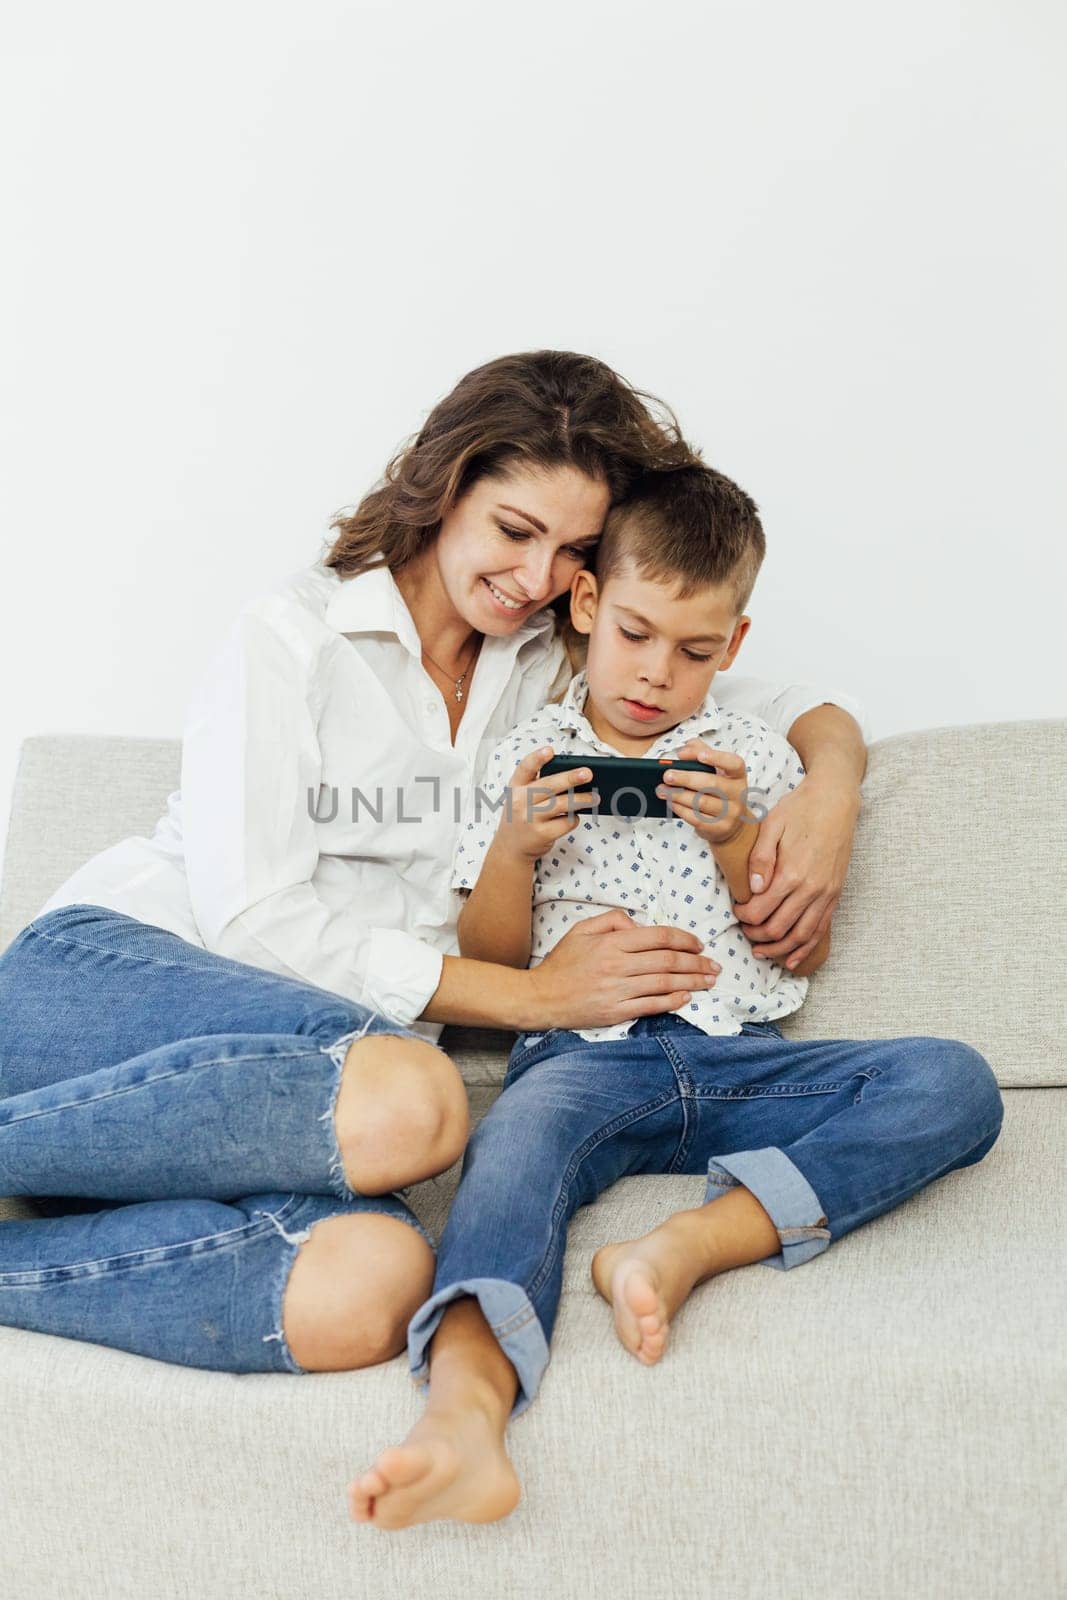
[424,699,436,713]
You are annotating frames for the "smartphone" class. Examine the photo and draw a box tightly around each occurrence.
[537,755,720,820]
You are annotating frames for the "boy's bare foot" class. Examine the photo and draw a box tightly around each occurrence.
[592,1189,782,1365]
[591,1228,702,1365]
[347,1386,521,1529]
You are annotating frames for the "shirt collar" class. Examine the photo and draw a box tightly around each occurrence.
[324,562,557,658]
[324,562,412,645]
[556,669,723,755]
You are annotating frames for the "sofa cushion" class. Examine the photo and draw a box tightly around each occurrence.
[0,1088,1061,1599]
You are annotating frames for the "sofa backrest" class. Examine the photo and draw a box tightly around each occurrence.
[2,721,1065,1088]
[776,718,1066,1088]
[0,735,181,950]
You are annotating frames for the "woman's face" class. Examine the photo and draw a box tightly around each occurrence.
[434,464,612,634]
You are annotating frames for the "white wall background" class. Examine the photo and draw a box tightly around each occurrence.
[2,0,1065,885]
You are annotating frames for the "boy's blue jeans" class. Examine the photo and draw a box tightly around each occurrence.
[408,1012,1005,1416]
[0,904,431,1373]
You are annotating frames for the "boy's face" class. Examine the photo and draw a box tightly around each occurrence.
[569,561,750,754]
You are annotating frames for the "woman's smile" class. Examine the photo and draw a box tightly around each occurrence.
[480,575,537,615]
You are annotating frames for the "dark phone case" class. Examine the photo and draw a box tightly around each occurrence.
[538,755,717,820]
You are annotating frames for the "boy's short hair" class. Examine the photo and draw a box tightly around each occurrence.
[595,464,766,613]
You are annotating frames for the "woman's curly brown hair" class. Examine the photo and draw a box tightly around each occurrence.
[321,350,703,678]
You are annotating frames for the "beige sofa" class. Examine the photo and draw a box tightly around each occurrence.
[1,723,1064,1600]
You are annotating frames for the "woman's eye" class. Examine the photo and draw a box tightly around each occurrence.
[619,627,646,643]
[564,546,589,561]
[499,526,530,542]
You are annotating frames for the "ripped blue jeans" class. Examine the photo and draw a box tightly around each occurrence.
[0,904,432,1373]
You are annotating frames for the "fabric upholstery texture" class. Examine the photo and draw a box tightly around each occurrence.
[5,723,1062,1089]
[1,723,1064,1598]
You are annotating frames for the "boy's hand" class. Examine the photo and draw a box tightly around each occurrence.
[656,740,757,846]
[495,746,598,862]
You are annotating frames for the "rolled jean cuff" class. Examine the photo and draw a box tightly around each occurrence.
[406,1277,549,1419]
[704,1147,831,1270]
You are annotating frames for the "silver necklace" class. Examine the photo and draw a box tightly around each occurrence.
[421,636,482,702]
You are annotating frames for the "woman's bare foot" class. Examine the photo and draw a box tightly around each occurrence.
[592,1190,782,1364]
[348,1386,521,1529]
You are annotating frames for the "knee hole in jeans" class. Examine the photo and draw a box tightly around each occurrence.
[333,1035,470,1195]
[281,1210,435,1371]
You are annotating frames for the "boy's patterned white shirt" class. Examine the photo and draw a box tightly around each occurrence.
[451,669,810,1043]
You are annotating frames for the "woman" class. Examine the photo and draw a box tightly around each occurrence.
[0,350,865,1388]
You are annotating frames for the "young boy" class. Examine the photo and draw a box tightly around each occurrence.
[349,465,1003,1532]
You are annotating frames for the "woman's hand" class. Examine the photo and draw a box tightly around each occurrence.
[495,746,598,862]
[655,740,756,845]
[526,909,721,1031]
[734,777,861,970]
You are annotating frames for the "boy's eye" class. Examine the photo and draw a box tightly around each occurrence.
[617,622,711,661]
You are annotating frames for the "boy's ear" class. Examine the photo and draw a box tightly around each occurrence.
[569,568,599,636]
[717,615,751,672]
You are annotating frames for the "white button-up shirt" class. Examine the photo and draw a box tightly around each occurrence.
[451,669,810,1042]
[36,559,866,1042]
